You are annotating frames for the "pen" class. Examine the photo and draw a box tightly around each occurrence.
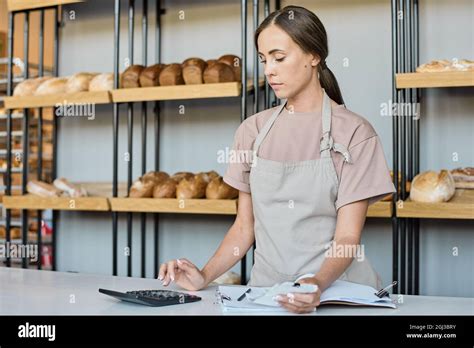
[237,288,251,301]
[375,281,397,298]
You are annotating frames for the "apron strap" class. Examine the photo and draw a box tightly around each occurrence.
[252,100,288,157]
[320,90,353,163]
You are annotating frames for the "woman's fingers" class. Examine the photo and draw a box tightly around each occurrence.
[162,260,177,286]
[157,263,167,281]
[278,300,315,314]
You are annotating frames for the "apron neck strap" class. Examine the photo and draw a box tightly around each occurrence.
[252,99,288,155]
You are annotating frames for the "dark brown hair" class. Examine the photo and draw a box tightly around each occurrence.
[255,5,344,105]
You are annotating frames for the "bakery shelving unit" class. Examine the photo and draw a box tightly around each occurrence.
[390,0,474,295]
[2,1,64,271]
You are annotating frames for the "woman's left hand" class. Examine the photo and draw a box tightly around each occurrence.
[275,277,322,314]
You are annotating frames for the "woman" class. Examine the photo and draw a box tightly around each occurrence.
[158,5,395,314]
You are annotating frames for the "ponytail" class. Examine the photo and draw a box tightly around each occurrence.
[318,64,345,106]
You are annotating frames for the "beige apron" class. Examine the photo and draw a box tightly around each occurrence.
[247,89,382,289]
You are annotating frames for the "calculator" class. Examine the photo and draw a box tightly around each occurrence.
[99,288,202,307]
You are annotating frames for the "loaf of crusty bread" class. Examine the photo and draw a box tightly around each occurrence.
[129,179,155,198]
[416,60,451,73]
[182,58,207,85]
[218,54,241,82]
[53,178,88,197]
[139,64,165,87]
[206,59,218,68]
[141,171,170,185]
[35,77,68,95]
[196,170,219,184]
[153,178,177,198]
[66,73,98,93]
[0,226,21,239]
[121,65,145,88]
[159,63,184,86]
[170,172,194,183]
[451,167,474,189]
[203,62,235,83]
[27,180,62,197]
[206,176,239,199]
[176,175,207,199]
[89,73,114,91]
[13,76,52,96]
[409,170,455,203]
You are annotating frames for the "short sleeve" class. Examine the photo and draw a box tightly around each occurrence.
[335,135,396,211]
[223,123,252,193]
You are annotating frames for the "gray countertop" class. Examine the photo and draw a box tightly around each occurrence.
[0,268,472,316]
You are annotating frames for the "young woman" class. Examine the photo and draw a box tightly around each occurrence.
[158,5,395,314]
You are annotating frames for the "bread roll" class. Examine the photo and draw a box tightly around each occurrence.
[121,65,145,88]
[13,76,52,96]
[35,77,68,95]
[451,167,474,189]
[141,171,170,185]
[53,178,87,197]
[416,60,451,73]
[206,59,218,68]
[206,176,239,199]
[182,58,207,85]
[170,172,194,183]
[159,63,184,86]
[409,170,455,203]
[0,226,21,239]
[89,73,114,91]
[203,62,235,83]
[27,180,62,197]
[153,178,177,198]
[176,175,207,199]
[129,179,155,198]
[66,73,98,93]
[139,64,165,87]
[196,170,219,184]
[218,54,241,82]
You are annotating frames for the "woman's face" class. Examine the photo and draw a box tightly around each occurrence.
[258,24,319,99]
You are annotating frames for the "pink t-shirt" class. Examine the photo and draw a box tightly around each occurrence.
[223,101,396,210]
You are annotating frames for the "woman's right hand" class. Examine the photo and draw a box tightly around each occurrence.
[158,258,208,291]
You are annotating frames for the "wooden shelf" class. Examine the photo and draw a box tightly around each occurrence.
[7,0,84,11]
[396,71,474,88]
[2,194,109,211]
[111,79,265,103]
[367,201,392,218]
[109,198,237,215]
[3,91,111,110]
[397,189,474,220]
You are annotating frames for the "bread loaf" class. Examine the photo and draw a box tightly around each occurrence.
[176,175,207,199]
[171,172,194,183]
[121,65,145,88]
[203,62,235,83]
[66,73,98,93]
[218,54,241,82]
[206,176,239,199]
[0,226,21,239]
[409,170,455,203]
[416,60,451,73]
[53,178,87,197]
[89,73,114,91]
[182,57,207,85]
[451,167,474,189]
[153,178,177,198]
[159,63,184,86]
[141,171,170,185]
[196,170,219,184]
[27,180,62,197]
[139,64,165,87]
[206,59,218,68]
[13,76,52,96]
[35,77,68,95]
[129,179,155,198]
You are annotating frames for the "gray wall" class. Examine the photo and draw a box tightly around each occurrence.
[55,0,473,297]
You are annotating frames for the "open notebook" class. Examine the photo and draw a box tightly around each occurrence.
[218,280,396,312]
